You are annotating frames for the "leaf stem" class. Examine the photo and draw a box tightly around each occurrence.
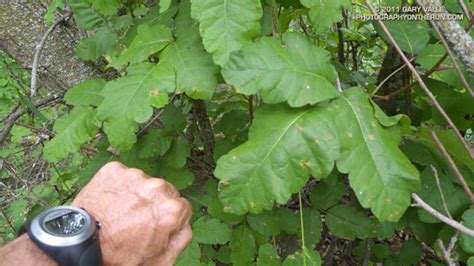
[298,191,306,266]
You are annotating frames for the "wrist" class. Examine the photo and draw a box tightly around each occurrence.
[0,234,55,266]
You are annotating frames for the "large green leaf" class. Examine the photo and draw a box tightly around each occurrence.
[190,0,262,66]
[300,0,350,33]
[110,24,173,67]
[160,0,219,99]
[97,63,174,150]
[332,88,420,221]
[44,107,101,162]
[375,21,430,55]
[222,32,339,107]
[215,103,341,215]
[216,88,420,221]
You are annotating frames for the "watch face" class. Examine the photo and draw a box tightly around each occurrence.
[43,210,87,236]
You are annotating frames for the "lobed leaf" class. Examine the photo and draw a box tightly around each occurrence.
[191,0,262,66]
[222,32,339,107]
[216,88,420,221]
[97,63,174,150]
[44,107,101,162]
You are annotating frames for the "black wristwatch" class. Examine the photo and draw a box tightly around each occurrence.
[22,206,102,266]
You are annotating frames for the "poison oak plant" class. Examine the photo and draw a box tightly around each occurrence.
[1,0,474,264]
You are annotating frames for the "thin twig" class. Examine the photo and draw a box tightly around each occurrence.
[137,94,177,136]
[437,239,455,266]
[426,19,473,97]
[430,130,474,203]
[371,57,415,96]
[0,92,64,143]
[412,193,474,237]
[430,165,452,219]
[365,0,473,158]
[30,11,72,96]
[458,0,472,22]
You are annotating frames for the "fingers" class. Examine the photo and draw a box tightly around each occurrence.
[159,224,193,265]
[155,197,193,236]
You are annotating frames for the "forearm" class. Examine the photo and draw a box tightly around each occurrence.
[0,235,55,266]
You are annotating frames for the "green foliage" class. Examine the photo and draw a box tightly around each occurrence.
[3,0,474,264]
[222,32,338,107]
[191,0,262,66]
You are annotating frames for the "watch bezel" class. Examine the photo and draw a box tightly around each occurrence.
[29,206,96,247]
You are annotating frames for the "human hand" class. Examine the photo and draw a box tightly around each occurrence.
[72,162,192,266]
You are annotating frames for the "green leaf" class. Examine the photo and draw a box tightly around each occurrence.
[70,0,105,30]
[160,0,173,12]
[299,208,322,246]
[230,225,257,266]
[193,216,232,244]
[460,207,474,254]
[165,137,191,168]
[276,208,300,234]
[248,210,282,237]
[397,239,423,265]
[300,0,348,33]
[161,0,219,99]
[468,257,474,266]
[191,0,262,66]
[416,167,470,223]
[222,32,339,107]
[332,88,420,221]
[416,44,445,70]
[89,0,120,16]
[97,63,174,150]
[375,21,430,55]
[76,26,117,61]
[207,200,244,224]
[215,103,340,215]
[257,243,281,266]
[155,160,195,190]
[64,79,105,106]
[137,129,172,159]
[110,24,173,67]
[176,240,201,266]
[283,248,321,266]
[44,107,101,162]
[310,179,345,210]
[216,88,420,221]
[44,0,64,24]
[325,204,372,240]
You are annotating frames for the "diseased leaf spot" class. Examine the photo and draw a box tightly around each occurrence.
[250,202,257,208]
[232,155,237,160]
[150,90,160,96]
[300,160,310,167]
[223,205,231,212]
[368,133,375,140]
[347,132,353,139]
[385,197,392,203]
[371,120,377,127]
[313,138,319,144]
[354,107,361,112]
[296,126,304,132]
[324,133,333,140]
[192,87,201,93]
[334,104,341,109]
[235,87,241,93]
[306,85,310,90]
